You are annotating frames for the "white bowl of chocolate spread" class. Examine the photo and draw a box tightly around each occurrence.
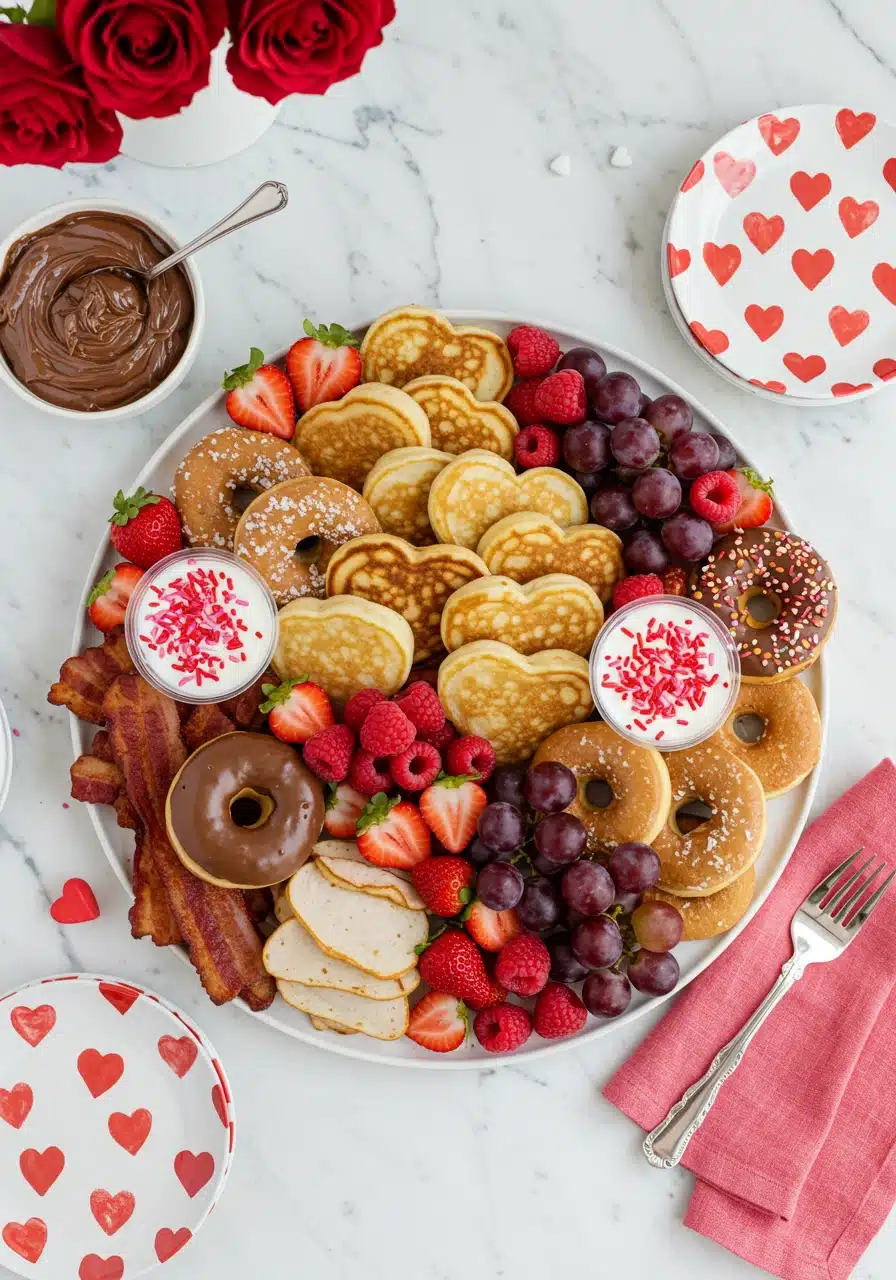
[0,198,205,421]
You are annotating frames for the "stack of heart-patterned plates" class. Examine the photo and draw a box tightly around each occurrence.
[662,104,896,404]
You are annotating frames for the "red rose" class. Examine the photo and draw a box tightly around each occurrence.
[56,0,228,120]
[0,24,122,169]
[226,0,396,104]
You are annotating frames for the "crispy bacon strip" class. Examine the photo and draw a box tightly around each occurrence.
[103,674,272,1008]
[240,973,277,1011]
[91,730,114,762]
[182,703,236,752]
[130,832,181,946]
[70,754,124,806]
[114,794,138,830]
[218,670,272,730]
[48,628,134,725]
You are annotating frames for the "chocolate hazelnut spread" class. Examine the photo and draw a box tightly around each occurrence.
[0,210,194,412]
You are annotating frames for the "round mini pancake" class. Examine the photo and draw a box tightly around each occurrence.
[646,867,756,940]
[440,573,604,657]
[477,512,624,604]
[707,677,821,797]
[360,306,514,401]
[403,375,518,458]
[293,383,431,490]
[362,446,453,546]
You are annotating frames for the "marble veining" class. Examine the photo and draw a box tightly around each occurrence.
[1,2,894,1276]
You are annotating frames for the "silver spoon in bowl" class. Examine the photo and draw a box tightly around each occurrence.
[141,180,288,284]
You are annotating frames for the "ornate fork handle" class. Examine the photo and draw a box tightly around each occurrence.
[643,954,804,1169]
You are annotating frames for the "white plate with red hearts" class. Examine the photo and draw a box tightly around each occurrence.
[665,104,896,402]
[0,975,233,1278]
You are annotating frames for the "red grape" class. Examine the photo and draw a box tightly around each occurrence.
[468,837,502,866]
[590,483,638,532]
[628,948,680,995]
[592,372,642,424]
[669,431,719,479]
[561,860,615,916]
[476,860,524,911]
[570,469,603,496]
[637,393,651,415]
[610,417,660,470]
[572,916,624,969]
[631,901,684,951]
[632,468,682,519]
[478,802,525,852]
[623,529,668,576]
[582,968,632,1017]
[608,842,661,893]
[557,346,607,402]
[711,434,737,470]
[661,511,714,561]
[562,420,611,472]
[525,761,576,812]
[535,812,586,864]
[644,394,693,445]
[518,876,563,931]
[488,764,527,809]
[547,932,589,983]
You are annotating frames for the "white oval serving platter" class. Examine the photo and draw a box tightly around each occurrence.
[69,313,827,1069]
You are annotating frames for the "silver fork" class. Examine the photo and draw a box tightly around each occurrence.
[643,849,894,1169]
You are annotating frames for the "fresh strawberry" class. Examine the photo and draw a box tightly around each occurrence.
[259,677,333,743]
[465,972,508,1011]
[356,794,432,868]
[348,749,394,797]
[533,369,587,425]
[286,320,362,413]
[533,981,587,1039]
[417,929,492,1005]
[504,375,549,426]
[302,723,355,783]
[464,900,522,953]
[713,468,775,534]
[222,347,296,438]
[495,933,551,997]
[323,781,367,838]
[445,735,495,782]
[662,566,689,596]
[419,775,487,854]
[343,687,386,733]
[87,563,143,632]
[506,325,560,378]
[474,1002,532,1052]
[690,470,742,526]
[393,680,445,735]
[108,488,183,569]
[514,423,561,469]
[359,701,416,757]
[612,573,664,611]
[412,855,474,917]
[406,992,468,1053]
[390,740,441,791]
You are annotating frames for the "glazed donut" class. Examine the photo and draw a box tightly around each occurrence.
[653,743,766,897]
[691,528,836,683]
[174,428,311,551]
[646,867,755,940]
[708,677,821,797]
[531,722,671,855]
[234,477,381,604]
[166,732,324,889]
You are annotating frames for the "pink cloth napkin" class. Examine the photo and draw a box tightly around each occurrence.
[604,759,896,1280]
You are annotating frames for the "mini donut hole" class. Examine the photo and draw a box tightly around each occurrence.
[673,797,713,835]
[733,712,767,745]
[294,535,322,564]
[739,586,782,628]
[582,778,613,810]
[229,786,275,829]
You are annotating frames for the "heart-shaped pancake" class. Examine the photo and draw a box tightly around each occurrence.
[477,512,623,603]
[294,383,430,490]
[403,375,518,458]
[362,446,453,546]
[326,534,487,664]
[441,573,604,657]
[437,641,593,765]
[273,596,414,706]
[428,450,588,550]
[360,307,513,402]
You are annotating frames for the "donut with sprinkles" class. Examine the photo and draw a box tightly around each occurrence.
[690,528,836,683]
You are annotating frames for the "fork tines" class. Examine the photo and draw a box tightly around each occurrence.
[809,847,896,931]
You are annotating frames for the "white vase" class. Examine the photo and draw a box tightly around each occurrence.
[119,38,280,169]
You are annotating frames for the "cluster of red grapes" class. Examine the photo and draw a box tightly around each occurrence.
[471,759,685,1016]
[554,347,736,571]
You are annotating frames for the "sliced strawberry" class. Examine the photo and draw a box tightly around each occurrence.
[406,992,468,1053]
[418,776,487,854]
[464,900,522,953]
[87,562,143,632]
[356,794,432,869]
[713,468,775,534]
[286,320,362,413]
[259,677,333,743]
[223,347,296,439]
[323,781,367,839]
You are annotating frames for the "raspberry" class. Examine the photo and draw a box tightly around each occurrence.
[533,369,587,425]
[348,748,394,796]
[612,573,664,611]
[390,740,441,791]
[445,735,495,782]
[393,681,445,735]
[495,933,551,996]
[690,469,742,525]
[504,375,549,426]
[343,687,386,732]
[303,723,355,783]
[506,325,560,378]
[662,566,689,597]
[474,1002,533,1053]
[359,701,415,756]
[417,720,457,752]
[532,982,588,1039]
[514,424,560,469]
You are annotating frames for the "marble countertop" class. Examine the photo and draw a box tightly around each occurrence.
[2,2,895,1277]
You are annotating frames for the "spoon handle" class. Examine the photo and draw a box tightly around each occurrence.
[144,180,288,283]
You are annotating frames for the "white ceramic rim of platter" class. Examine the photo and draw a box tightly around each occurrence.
[69,311,828,1069]
[0,695,12,816]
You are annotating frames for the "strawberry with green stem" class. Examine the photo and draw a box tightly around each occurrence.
[356,793,431,869]
[419,774,487,853]
[259,677,333,744]
[223,347,296,438]
[713,469,774,534]
[108,487,182,569]
[286,320,362,412]
[87,563,143,632]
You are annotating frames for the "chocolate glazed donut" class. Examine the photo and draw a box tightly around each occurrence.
[166,733,324,889]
